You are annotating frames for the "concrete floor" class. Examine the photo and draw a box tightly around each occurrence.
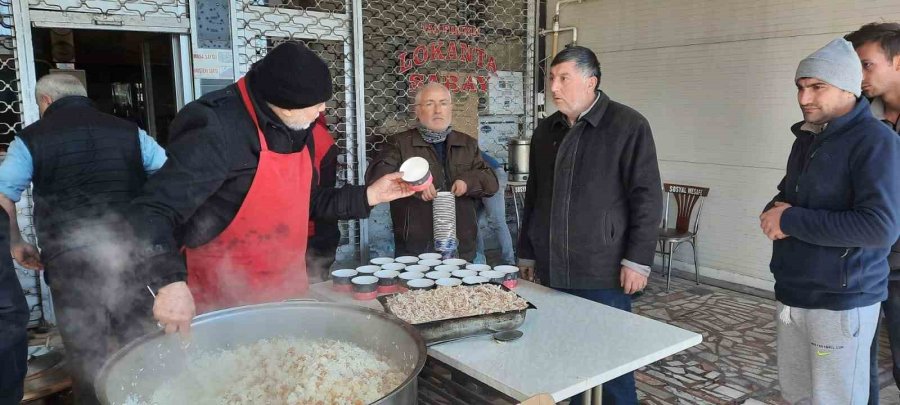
[632,269,897,404]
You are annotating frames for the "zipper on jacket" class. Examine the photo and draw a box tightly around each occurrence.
[841,247,850,288]
[795,137,829,194]
[563,127,581,285]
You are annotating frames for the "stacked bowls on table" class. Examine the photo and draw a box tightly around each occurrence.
[334,257,521,298]
[432,192,458,256]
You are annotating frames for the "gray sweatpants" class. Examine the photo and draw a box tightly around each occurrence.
[776,302,880,405]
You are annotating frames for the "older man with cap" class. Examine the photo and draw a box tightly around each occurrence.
[135,41,412,335]
[760,38,900,404]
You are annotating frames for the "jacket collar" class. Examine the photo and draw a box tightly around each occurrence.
[245,72,286,131]
[410,128,469,147]
[791,97,872,139]
[869,97,900,132]
[550,91,611,130]
[43,96,93,118]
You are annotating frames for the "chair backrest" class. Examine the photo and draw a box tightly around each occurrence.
[663,183,710,234]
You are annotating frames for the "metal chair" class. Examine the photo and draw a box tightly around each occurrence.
[658,183,709,291]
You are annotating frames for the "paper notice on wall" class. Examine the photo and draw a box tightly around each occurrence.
[192,49,235,80]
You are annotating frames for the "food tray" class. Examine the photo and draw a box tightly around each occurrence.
[376,286,536,345]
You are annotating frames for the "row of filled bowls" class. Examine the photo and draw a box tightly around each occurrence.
[330,253,521,300]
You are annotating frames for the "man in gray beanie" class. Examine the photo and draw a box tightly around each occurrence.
[760,38,900,404]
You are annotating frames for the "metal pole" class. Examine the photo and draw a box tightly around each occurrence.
[140,40,157,138]
[171,34,194,109]
[526,0,536,133]
[350,0,369,263]
[13,0,38,125]
[591,385,603,405]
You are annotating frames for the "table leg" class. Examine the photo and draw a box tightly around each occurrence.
[591,385,602,405]
[580,384,602,405]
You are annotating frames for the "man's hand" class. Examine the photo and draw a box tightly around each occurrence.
[620,266,648,295]
[520,264,536,282]
[367,172,414,206]
[153,281,195,337]
[760,202,791,241]
[418,184,438,201]
[451,180,468,197]
[11,242,42,270]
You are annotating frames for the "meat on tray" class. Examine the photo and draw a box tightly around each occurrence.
[385,284,529,324]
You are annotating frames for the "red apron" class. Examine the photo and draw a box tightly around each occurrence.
[186,77,312,314]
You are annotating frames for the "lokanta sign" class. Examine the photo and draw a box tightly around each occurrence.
[399,23,498,94]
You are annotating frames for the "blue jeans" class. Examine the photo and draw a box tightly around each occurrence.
[555,287,639,405]
[475,168,515,265]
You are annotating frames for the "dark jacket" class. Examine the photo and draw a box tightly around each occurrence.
[874,102,900,271]
[133,72,371,290]
[0,209,28,403]
[365,129,498,260]
[767,98,900,310]
[518,92,663,289]
[20,96,146,260]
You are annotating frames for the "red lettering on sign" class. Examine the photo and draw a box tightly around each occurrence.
[399,52,413,74]
[476,75,489,92]
[444,75,460,92]
[409,73,425,91]
[486,57,497,73]
[460,76,476,92]
[459,43,474,63]
[430,41,446,61]
[413,45,428,66]
[446,42,458,60]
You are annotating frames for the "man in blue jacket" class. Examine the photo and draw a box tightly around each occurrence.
[760,38,900,404]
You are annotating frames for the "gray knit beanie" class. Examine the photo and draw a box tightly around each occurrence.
[795,38,862,97]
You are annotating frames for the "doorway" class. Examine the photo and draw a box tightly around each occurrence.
[30,28,179,145]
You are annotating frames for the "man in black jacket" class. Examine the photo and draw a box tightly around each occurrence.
[517,46,662,405]
[139,42,411,335]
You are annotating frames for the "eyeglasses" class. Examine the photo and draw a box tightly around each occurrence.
[419,101,452,108]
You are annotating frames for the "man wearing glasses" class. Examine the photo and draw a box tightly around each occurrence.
[366,82,498,260]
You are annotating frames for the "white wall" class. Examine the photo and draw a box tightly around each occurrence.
[546,0,900,290]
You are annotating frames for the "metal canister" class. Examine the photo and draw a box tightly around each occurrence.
[507,137,530,182]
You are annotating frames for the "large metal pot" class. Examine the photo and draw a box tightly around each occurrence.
[95,301,426,405]
[507,137,530,182]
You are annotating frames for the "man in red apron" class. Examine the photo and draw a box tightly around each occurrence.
[131,42,412,335]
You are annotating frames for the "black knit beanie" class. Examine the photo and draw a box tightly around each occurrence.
[250,41,333,109]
